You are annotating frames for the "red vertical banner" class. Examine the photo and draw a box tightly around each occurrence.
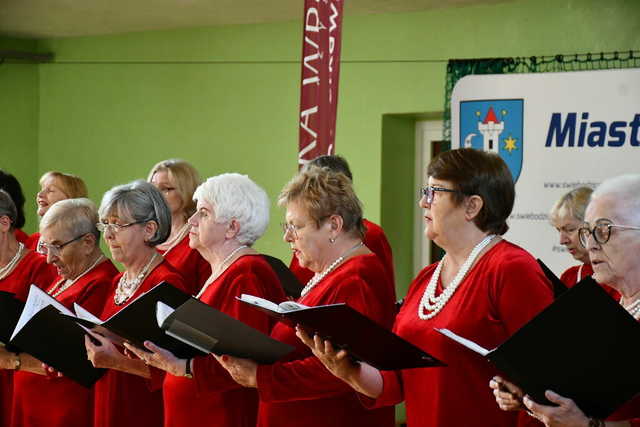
[298,0,344,168]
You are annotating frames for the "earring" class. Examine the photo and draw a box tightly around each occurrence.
[329,237,336,244]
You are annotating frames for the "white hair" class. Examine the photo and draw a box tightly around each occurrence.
[193,173,270,246]
[591,174,640,223]
[40,198,100,240]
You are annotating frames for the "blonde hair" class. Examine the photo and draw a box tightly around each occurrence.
[147,159,200,218]
[278,165,365,238]
[549,186,593,223]
[40,171,88,199]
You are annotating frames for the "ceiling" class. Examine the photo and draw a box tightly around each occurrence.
[0,0,501,39]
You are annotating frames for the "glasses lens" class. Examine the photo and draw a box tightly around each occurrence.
[594,223,611,244]
[578,228,589,247]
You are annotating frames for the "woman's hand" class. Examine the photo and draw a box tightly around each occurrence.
[0,345,18,370]
[295,325,359,383]
[215,355,257,388]
[42,363,64,378]
[123,341,186,377]
[490,376,525,411]
[523,390,590,427]
[85,332,127,370]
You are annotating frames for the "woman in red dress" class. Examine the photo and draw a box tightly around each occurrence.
[492,174,640,426]
[299,148,554,427]
[550,186,619,299]
[126,173,287,427]
[217,167,397,427]
[85,180,187,427]
[26,171,88,250]
[0,190,57,427]
[10,198,118,427]
[148,159,210,295]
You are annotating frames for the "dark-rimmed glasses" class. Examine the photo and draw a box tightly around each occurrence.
[96,220,147,234]
[37,233,87,256]
[419,185,462,204]
[578,219,640,247]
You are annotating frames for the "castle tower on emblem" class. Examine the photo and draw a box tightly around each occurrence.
[477,106,503,153]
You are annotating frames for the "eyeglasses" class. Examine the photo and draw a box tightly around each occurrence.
[37,234,86,256]
[96,220,147,234]
[578,220,640,247]
[419,185,462,204]
[281,222,302,240]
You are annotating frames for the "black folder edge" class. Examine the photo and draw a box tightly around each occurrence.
[238,297,445,370]
[261,254,303,299]
[536,258,569,298]
[0,291,24,352]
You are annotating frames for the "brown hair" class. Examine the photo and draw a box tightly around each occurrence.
[40,171,88,199]
[427,148,514,235]
[147,159,200,218]
[278,166,365,238]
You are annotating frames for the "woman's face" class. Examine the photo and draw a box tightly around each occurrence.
[419,177,466,247]
[150,170,182,217]
[39,224,90,280]
[37,176,68,217]
[551,210,589,264]
[187,199,228,254]
[583,195,640,289]
[101,213,153,266]
[283,200,331,273]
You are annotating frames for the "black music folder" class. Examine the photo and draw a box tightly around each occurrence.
[437,277,640,419]
[537,258,569,297]
[238,294,445,370]
[9,286,105,387]
[157,298,294,364]
[0,291,24,348]
[72,281,204,359]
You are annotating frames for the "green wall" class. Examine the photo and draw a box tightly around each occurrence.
[4,0,637,297]
[0,38,40,233]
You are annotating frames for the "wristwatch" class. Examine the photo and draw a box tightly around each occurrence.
[12,353,21,371]
[183,358,193,379]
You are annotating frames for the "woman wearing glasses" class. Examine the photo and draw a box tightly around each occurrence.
[549,187,619,299]
[217,166,396,427]
[492,174,640,427]
[125,173,286,427]
[0,190,56,426]
[85,180,187,427]
[148,159,211,295]
[11,198,118,427]
[298,148,553,427]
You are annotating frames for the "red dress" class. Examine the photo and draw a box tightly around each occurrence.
[11,259,118,427]
[93,261,186,427]
[290,219,396,299]
[560,263,620,301]
[24,232,40,251]
[14,229,29,244]
[256,253,397,427]
[163,254,286,427]
[157,234,210,295]
[370,240,553,427]
[0,250,56,427]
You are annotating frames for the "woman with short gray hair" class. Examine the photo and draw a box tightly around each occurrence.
[11,198,118,427]
[125,173,286,427]
[86,180,187,427]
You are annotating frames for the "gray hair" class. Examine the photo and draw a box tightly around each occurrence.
[193,173,270,246]
[40,198,100,241]
[0,189,17,228]
[98,180,171,246]
[591,174,640,223]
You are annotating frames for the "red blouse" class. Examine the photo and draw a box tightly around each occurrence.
[256,253,397,427]
[163,254,286,427]
[93,261,186,427]
[372,240,553,427]
[157,234,210,296]
[11,259,118,427]
[560,263,620,301]
[24,232,40,251]
[289,220,396,300]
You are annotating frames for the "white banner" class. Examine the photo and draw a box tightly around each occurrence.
[451,68,640,276]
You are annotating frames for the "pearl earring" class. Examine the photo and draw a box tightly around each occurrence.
[329,237,336,244]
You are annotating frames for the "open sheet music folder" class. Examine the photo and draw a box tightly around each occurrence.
[238,294,445,371]
[437,277,640,419]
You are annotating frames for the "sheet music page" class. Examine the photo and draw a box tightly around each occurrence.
[73,303,103,324]
[435,328,491,356]
[156,302,175,327]
[11,285,74,340]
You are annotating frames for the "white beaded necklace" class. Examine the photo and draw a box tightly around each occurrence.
[196,245,248,299]
[300,241,364,297]
[418,235,496,320]
[48,254,105,298]
[624,299,640,318]
[0,242,24,281]
[114,252,159,305]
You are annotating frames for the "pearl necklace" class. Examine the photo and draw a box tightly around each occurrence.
[624,299,640,318]
[418,235,496,320]
[301,241,364,297]
[114,252,159,305]
[196,245,248,299]
[48,254,105,298]
[0,242,24,281]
